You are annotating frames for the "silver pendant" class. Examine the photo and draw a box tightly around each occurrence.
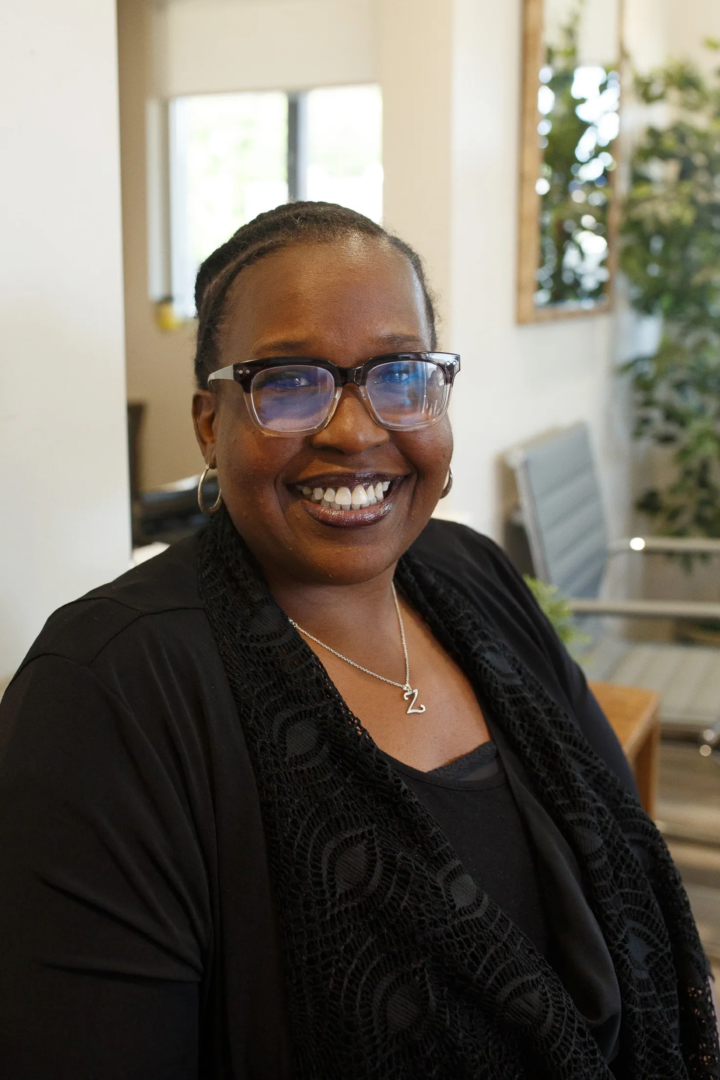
[403,685,426,714]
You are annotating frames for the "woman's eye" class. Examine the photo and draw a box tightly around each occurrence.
[377,367,411,385]
[264,372,312,391]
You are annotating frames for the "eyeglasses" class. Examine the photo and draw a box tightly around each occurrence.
[207,352,460,436]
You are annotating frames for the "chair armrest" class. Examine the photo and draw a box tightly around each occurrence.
[609,536,720,556]
[569,598,720,620]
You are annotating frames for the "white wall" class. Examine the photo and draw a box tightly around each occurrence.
[658,0,720,73]
[378,0,454,337]
[156,0,377,96]
[0,0,130,684]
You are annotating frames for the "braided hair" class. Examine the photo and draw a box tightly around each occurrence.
[193,201,438,389]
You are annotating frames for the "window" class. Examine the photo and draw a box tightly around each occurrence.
[303,86,383,220]
[165,85,383,318]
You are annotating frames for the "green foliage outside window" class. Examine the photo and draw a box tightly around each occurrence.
[536,11,619,307]
[621,45,720,539]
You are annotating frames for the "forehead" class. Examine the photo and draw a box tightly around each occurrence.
[220,237,430,360]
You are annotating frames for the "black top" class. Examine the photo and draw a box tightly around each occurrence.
[0,521,636,1079]
[386,742,550,956]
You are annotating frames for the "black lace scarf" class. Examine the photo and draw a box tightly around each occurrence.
[198,510,719,1079]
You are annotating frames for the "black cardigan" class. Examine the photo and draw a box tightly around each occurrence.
[0,521,635,1078]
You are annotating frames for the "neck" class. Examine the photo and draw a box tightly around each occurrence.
[264,563,399,646]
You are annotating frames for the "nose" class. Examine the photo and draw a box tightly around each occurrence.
[310,386,390,454]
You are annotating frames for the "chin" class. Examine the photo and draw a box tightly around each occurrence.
[287,513,432,586]
[226,482,437,586]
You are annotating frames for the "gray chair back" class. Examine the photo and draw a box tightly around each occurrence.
[513,423,608,598]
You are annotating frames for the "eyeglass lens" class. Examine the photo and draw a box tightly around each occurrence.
[365,360,447,428]
[251,366,337,433]
[250,359,448,433]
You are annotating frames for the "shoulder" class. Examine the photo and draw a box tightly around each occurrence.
[410,519,545,641]
[409,519,573,708]
[2,531,235,794]
[16,534,206,676]
[411,518,518,581]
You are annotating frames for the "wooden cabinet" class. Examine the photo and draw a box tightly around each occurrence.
[589,681,660,817]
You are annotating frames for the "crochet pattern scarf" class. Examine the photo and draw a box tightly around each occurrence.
[198,509,719,1079]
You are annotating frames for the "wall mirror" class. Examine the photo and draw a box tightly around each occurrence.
[517,0,623,323]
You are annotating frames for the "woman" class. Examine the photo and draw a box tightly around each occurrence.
[0,203,717,1079]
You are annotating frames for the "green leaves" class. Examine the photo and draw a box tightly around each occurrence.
[536,15,617,306]
[523,576,590,656]
[621,47,720,542]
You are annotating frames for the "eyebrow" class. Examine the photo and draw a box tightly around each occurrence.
[252,333,428,356]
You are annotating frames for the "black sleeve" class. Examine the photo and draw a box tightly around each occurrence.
[0,655,211,1079]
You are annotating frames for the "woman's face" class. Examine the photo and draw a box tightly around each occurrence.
[193,238,453,587]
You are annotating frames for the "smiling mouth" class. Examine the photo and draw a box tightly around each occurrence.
[290,475,404,527]
[294,478,392,510]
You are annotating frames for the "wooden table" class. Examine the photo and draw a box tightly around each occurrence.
[589,681,661,817]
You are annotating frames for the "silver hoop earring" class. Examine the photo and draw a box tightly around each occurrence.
[198,464,223,516]
[440,466,453,499]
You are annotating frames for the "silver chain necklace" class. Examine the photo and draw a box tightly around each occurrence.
[289,583,426,714]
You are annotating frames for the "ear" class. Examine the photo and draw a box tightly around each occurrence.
[192,390,218,466]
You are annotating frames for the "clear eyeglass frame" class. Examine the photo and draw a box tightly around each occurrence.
[206,351,461,437]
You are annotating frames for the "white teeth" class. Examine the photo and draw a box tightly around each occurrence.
[351,484,368,508]
[297,479,394,509]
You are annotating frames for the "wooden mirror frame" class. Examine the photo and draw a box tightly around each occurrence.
[516,0,625,324]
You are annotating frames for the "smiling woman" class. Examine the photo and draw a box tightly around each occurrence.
[0,204,717,1079]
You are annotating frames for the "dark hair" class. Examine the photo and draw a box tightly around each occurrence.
[193,201,438,389]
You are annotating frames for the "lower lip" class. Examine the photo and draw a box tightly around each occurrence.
[298,484,400,528]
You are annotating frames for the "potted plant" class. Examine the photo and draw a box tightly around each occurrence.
[621,46,720,641]
[523,576,590,657]
[622,45,720,538]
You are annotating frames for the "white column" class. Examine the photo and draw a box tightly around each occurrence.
[378,0,455,334]
[0,0,130,684]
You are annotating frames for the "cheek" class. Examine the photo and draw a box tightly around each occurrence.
[214,407,297,503]
[397,420,453,481]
